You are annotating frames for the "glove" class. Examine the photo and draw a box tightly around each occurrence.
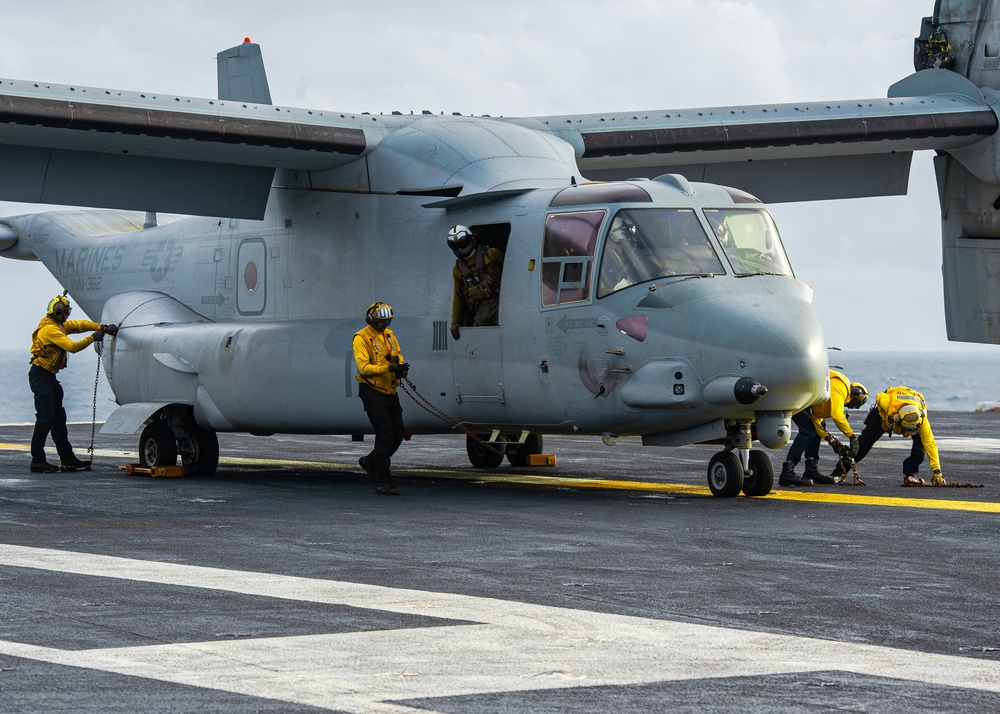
[388,361,410,375]
[399,365,409,380]
[932,469,946,486]
[450,324,460,340]
[91,330,104,342]
[826,436,845,456]
[101,323,119,336]
[849,436,859,458]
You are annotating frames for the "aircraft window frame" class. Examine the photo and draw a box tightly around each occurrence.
[721,186,763,204]
[550,182,653,207]
[596,208,726,299]
[541,210,604,307]
[703,208,793,278]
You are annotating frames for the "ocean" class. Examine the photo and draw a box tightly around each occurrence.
[1,349,998,425]
[829,351,1000,413]
[3,349,117,424]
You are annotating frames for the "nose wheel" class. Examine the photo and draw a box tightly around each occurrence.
[742,450,774,497]
[707,451,743,497]
[707,420,773,497]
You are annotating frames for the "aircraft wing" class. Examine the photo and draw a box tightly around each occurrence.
[0,46,997,216]
[510,69,999,203]
[0,78,378,219]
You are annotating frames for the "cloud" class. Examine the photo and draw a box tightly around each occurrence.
[0,0,995,353]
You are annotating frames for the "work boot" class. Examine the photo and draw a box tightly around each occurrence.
[778,460,813,487]
[375,482,400,496]
[358,456,375,481]
[60,456,92,472]
[809,459,840,484]
[29,460,60,473]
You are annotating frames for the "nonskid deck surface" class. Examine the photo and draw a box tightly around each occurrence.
[1,412,999,713]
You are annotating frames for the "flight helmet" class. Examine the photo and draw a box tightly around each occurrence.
[447,225,475,258]
[609,218,637,245]
[47,294,72,320]
[365,301,393,326]
[847,382,868,409]
[893,404,924,433]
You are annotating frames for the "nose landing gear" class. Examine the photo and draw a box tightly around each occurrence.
[707,420,774,497]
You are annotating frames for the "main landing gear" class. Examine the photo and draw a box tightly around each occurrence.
[466,432,544,468]
[138,408,220,476]
[707,420,773,498]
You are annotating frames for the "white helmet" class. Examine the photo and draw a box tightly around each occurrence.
[447,225,475,258]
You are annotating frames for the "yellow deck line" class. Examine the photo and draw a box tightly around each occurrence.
[3,442,995,512]
[426,471,1000,512]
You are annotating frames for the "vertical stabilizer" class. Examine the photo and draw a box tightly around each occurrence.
[217,39,272,104]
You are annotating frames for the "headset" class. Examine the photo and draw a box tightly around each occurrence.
[47,291,71,319]
[847,383,868,409]
[365,302,393,325]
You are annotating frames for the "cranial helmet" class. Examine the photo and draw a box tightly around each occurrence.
[365,301,393,325]
[47,294,71,318]
[609,219,636,244]
[894,403,924,433]
[447,225,475,258]
[847,382,869,409]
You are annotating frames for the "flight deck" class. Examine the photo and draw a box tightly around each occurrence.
[1,411,999,713]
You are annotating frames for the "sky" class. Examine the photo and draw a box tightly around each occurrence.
[0,0,996,354]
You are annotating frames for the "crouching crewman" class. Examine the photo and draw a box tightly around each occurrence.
[833,385,944,486]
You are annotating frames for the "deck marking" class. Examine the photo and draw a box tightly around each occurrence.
[1,544,1000,713]
[2,442,997,511]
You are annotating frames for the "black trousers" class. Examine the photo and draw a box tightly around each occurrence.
[359,384,405,484]
[837,406,927,476]
[28,365,76,463]
[785,408,820,464]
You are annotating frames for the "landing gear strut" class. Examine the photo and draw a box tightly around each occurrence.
[707,419,773,498]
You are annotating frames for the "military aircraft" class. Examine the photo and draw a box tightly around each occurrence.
[1,1,998,496]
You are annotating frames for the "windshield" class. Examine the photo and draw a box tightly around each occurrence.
[596,208,724,298]
[704,208,793,277]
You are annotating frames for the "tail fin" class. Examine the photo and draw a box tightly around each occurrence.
[217,39,272,104]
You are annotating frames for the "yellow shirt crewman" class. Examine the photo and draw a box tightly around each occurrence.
[353,301,409,495]
[28,294,117,473]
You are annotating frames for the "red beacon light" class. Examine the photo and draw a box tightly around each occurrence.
[243,37,251,43]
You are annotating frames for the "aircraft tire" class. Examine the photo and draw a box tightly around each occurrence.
[182,426,220,476]
[742,450,774,497]
[139,421,178,468]
[707,451,743,498]
[467,434,505,468]
[506,433,543,467]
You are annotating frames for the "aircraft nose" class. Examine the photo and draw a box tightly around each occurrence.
[718,294,828,410]
[617,286,828,412]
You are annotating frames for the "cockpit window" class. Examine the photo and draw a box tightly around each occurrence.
[704,208,793,277]
[596,208,724,298]
[541,210,604,306]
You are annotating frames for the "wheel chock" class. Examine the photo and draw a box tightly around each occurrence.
[527,454,556,466]
[118,464,184,478]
